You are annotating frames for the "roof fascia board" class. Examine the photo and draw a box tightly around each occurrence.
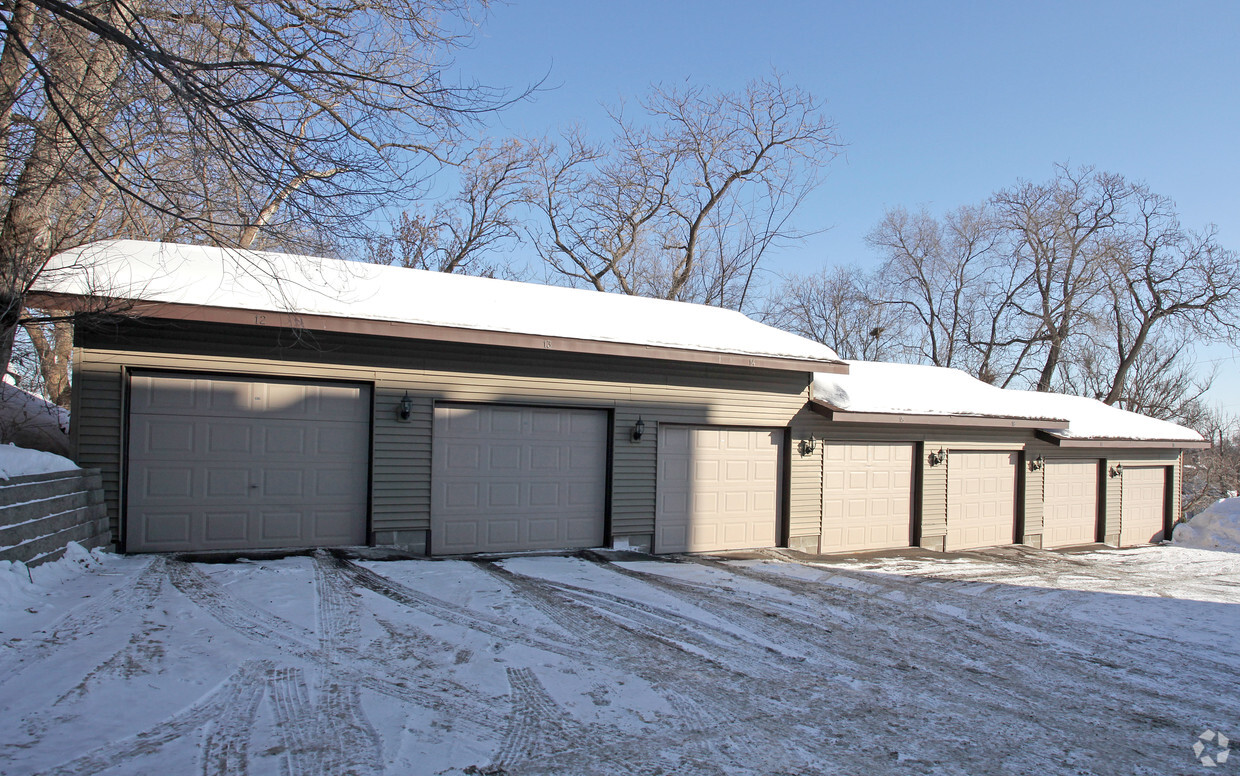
[32,291,846,374]
[1034,430,1209,450]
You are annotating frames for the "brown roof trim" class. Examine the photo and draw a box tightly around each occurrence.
[1034,430,1210,450]
[30,291,847,374]
[809,398,1068,430]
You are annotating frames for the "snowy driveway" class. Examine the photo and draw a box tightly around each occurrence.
[2,545,1239,775]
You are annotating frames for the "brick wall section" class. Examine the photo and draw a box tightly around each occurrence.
[0,469,110,567]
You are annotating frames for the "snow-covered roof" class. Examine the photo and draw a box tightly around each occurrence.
[812,361,1204,443]
[33,240,841,366]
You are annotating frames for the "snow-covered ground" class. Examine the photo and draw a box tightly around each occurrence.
[1,544,1238,775]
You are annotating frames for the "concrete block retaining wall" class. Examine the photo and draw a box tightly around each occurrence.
[0,469,110,567]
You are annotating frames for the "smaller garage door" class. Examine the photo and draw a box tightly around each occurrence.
[947,451,1018,551]
[431,404,608,555]
[1042,459,1099,549]
[656,426,783,553]
[126,374,371,553]
[821,442,915,553]
[1120,466,1167,546]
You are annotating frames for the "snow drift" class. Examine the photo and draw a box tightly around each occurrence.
[1173,497,1240,552]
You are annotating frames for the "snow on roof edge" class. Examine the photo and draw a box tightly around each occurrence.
[34,240,842,365]
[812,361,1204,444]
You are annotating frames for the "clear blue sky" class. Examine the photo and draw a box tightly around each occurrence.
[453,1,1240,411]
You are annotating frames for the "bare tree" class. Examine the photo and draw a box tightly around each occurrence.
[1096,189,1240,405]
[367,140,535,276]
[992,165,1128,391]
[764,265,902,361]
[0,0,519,379]
[530,75,838,312]
[865,204,1017,379]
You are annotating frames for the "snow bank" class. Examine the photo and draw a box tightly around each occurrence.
[812,360,1203,442]
[35,240,841,363]
[0,382,71,457]
[1173,498,1240,552]
[0,542,108,612]
[0,442,78,480]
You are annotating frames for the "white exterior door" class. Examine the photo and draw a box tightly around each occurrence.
[946,451,1018,551]
[1042,459,1099,549]
[431,404,608,554]
[1120,466,1167,546]
[126,373,371,553]
[820,443,915,553]
[656,426,783,553]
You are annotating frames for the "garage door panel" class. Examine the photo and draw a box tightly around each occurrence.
[946,451,1017,551]
[1043,460,1099,548]
[821,442,915,553]
[432,405,608,554]
[126,374,370,553]
[1121,466,1166,546]
[656,425,782,553]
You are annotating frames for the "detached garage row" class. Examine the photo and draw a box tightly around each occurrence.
[34,241,840,556]
[801,362,1207,553]
[32,241,1207,557]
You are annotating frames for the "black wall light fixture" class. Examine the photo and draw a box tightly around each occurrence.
[799,434,816,456]
[928,447,948,466]
[397,391,413,422]
[1109,462,1124,478]
[631,416,645,442]
[1029,455,1045,472]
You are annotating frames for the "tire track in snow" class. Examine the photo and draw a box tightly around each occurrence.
[0,557,164,681]
[693,554,1240,770]
[327,554,601,664]
[201,661,268,776]
[36,660,271,776]
[165,557,498,733]
[472,560,906,774]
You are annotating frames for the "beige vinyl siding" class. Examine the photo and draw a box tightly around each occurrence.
[75,320,811,544]
[71,355,125,531]
[612,408,656,536]
[1023,460,1045,544]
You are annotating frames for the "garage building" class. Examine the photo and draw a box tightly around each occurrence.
[34,241,1208,557]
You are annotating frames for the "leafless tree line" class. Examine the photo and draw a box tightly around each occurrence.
[1,0,523,390]
[767,165,1240,429]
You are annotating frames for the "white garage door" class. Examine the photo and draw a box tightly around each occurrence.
[126,374,371,553]
[656,426,783,553]
[946,451,1018,551]
[1042,459,1099,549]
[431,404,607,555]
[821,442,915,553]
[1120,466,1167,546]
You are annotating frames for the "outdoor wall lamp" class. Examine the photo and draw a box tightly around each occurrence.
[928,447,948,467]
[397,391,413,422]
[1029,455,1045,472]
[799,434,816,456]
[1109,462,1124,478]
[631,416,645,442]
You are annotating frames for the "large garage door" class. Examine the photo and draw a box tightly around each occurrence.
[656,426,782,553]
[946,451,1018,551]
[431,404,607,555]
[821,443,915,553]
[1120,466,1167,546]
[126,373,371,553]
[1043,459,1099,549]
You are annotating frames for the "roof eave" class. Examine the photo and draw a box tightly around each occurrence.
[1034,430,1210,450]
[809,399,1068,430]
[30,291,847,374]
